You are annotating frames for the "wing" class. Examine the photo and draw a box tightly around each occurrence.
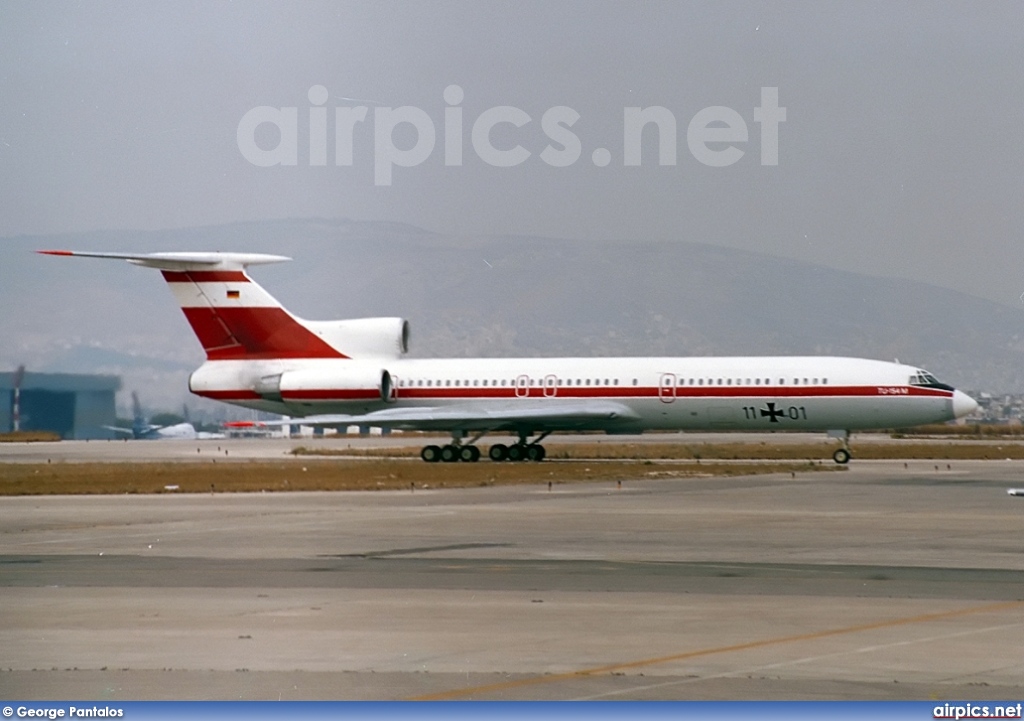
[237,400,641,433]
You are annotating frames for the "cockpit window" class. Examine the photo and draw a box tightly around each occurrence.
[908,370,954,391]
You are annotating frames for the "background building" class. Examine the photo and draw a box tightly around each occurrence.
[2,371,121,439]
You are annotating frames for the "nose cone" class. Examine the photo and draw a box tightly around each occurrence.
[952,390,979,418]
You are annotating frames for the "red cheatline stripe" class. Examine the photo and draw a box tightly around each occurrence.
[198,385,953,402]
[281,389,383,401]
[161,270,250,283]
[194,384,952,400]
[386,386,951,399]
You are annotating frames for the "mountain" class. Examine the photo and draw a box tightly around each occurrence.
[2,218,1020,412]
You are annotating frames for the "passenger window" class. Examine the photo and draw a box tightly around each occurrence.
[632,378,638,386]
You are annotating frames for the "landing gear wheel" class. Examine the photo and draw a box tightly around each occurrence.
[832,448,851,465]
[526,444,546,462]
[440,444,460,463]
[488,444,508,462]
[459,445,481,463]
[506,444,527,462]
[421,445,442,463]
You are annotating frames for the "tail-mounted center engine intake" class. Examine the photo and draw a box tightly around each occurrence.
[304,317,410,359]
[254,365,393,405]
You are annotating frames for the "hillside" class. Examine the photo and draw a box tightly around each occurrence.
[3,219,1020,412]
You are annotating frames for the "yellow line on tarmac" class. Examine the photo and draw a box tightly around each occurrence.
[410,599,1024,701]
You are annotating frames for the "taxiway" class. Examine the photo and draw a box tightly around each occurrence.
[1,438,1022,700]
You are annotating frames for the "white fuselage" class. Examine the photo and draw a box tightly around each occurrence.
[189,355,969,433]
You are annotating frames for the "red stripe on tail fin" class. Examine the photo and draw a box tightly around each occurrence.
[162,270,249,283]
[160,270,346,360]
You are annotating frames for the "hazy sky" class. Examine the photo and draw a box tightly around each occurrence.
[3,1,1024,306]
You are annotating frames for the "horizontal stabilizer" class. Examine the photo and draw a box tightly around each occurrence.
[38,250,291,271]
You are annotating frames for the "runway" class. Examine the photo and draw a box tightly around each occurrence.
[2,438,1023,700]
[0,431,995,464]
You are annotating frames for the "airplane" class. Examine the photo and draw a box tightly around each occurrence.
[104,390,224,440]
[40,249,978,464]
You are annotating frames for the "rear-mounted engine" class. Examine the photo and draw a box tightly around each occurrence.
[254,365,393,405]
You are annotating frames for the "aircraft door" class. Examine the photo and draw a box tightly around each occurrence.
[659,373,676,403]
[515,374,530,398]
[543,374,558,397]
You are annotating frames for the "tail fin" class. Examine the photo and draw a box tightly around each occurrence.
[38,251,347,361]
[131,390,146,438]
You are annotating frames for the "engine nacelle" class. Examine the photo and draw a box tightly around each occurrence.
[255,365,393,405]
[304,317,409,360]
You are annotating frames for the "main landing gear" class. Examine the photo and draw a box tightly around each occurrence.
[829,429,852,465]
[419,444,482,463]
[420,444,481,462]
[419,432,549,463]
[488,442,546,462]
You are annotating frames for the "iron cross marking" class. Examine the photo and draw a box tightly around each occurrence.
[760,402,785,423]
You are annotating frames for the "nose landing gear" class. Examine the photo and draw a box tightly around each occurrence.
[828,430,852,464]
[831,447,851,464]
